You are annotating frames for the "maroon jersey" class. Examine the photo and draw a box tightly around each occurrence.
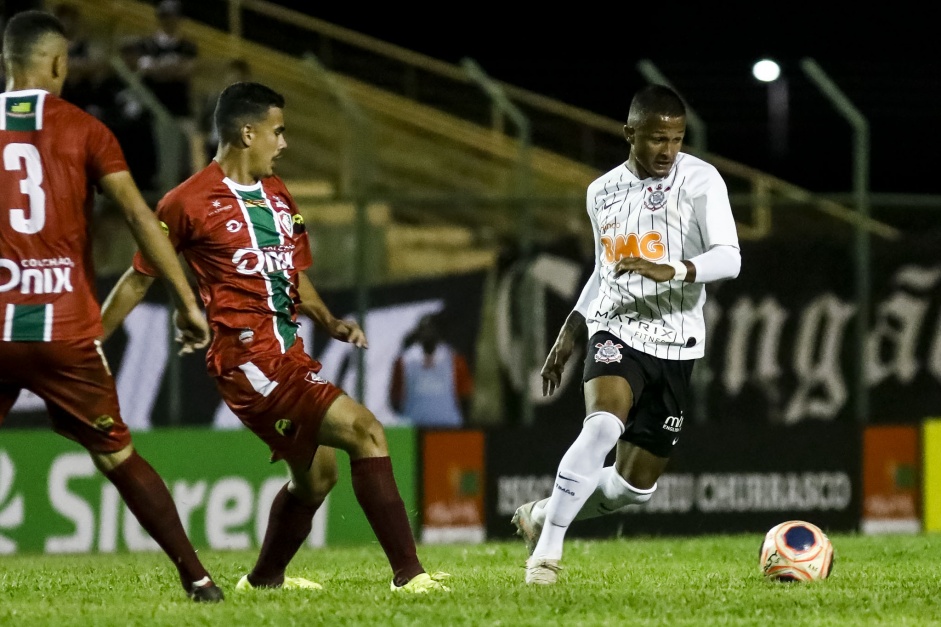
[0,89,128,341]
[133,161,313,376]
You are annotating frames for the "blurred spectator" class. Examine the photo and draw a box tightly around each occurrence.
[135,0,198,179]
[196,57,252,166]
[52,3,100,107]
[98,39,159,194]
[389,314,474,428]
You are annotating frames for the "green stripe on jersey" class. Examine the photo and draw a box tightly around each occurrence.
[4,94,40,131]
[233,187,298,350]
[4,304,50,341]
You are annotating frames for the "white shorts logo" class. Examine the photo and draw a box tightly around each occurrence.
[305,371,326,385]
[594,339,624,364]
[663,414,684,433]
[226,220,243,232]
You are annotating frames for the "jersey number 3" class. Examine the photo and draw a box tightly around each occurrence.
[3,142,46,235]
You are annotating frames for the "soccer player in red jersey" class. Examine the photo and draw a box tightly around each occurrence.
[0,11,223,602]
[101,82,450,593]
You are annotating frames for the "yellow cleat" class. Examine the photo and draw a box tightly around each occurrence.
[390,571,451,593]
[236,575,323,591]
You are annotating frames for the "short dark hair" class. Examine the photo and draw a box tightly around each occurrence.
[627,84,687,126]
[2,10,66,68]
[156,0,182,17]
[213,82,285,144]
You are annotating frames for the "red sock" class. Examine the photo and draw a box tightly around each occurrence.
[105,452,210,591]
[249,484,322,586]
[350,456,423,586]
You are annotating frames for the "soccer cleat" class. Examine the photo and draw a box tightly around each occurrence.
[189,578,224,603]
[390,571,451,593]
[511,501,543,556]
[525,557,562,585]
[235,574,323,591]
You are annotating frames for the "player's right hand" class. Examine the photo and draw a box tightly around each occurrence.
[173,306,210,356]
[540,334,575,397]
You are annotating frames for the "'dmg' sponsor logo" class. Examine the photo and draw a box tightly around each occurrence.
[601,231,665,263]
[0,258,73,294]
[231,248,294,275]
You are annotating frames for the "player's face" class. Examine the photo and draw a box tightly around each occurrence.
[249,106,287,178]
[624,114,686,179]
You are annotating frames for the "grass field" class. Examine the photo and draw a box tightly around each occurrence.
[1,533,940,626]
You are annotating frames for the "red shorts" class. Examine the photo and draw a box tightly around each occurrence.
[215,344,345,468]
[0,338,132,453]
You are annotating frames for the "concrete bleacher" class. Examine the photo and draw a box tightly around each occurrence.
[65,0,599,284]
[67,0,895,285]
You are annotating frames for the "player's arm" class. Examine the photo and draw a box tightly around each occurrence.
[615,167,741,283]
[296,271,368,348]
[100,267,156,341]
[541,200,597,396]
[613,245,740,283]
[98,171,209,352]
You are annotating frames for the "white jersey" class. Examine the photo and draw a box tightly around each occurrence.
[575,152,739,360]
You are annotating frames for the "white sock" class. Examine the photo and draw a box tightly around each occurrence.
[532,468,657,525]
[576,467,656,521]
[531,411,623,560]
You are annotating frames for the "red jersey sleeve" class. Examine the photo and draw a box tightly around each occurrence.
[84,114,129,181]
[132,191,190,277]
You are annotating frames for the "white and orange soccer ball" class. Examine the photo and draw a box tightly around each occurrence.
[759,520,834,582]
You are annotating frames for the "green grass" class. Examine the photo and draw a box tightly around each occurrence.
[1,533,940,626]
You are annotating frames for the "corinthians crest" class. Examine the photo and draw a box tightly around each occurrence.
[644,183,671,212]
[594,339,624,364]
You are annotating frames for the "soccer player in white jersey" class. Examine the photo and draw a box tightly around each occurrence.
[511,84,741,584]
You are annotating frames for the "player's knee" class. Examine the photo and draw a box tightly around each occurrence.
[350,410,388,457]
[580,411,624,448]
[90,444,134,474]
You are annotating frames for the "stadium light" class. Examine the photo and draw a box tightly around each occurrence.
[751,58,788,158]
[752,59,781,83]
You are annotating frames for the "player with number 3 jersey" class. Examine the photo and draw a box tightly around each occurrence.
[0,10,222,602]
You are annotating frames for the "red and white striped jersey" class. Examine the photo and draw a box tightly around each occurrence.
[0,89,128,342]
[133,161,313,376]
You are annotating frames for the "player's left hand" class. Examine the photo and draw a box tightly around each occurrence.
[330,319,368,348]
[614,257,675,282]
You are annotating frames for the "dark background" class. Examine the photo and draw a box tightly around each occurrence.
[3,1,938,195]
[268,3,941,196]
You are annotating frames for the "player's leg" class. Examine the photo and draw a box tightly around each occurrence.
[527,375,631,574]
[574,440,666,517]
[0,382,22,424]
[524,440,663,531]
[29,339,222,602]
[239,445,338,589]
[529,357,690,531]
[573,357,693,517]
[89,444,221,601]
[317,395,447,591]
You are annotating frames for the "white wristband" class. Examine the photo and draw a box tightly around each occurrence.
[668,260,688,282]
